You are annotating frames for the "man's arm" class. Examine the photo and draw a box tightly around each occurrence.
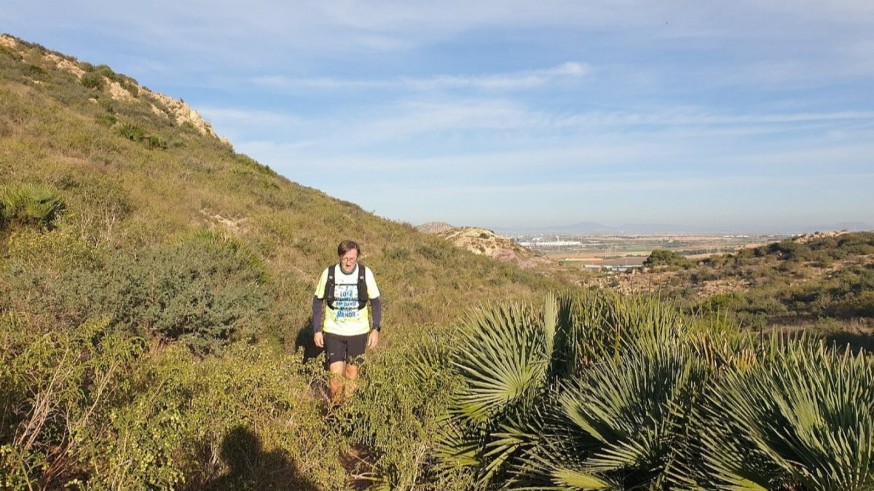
[312,296,324,348]
[367,297,381,349]
[370,297,382,331]
[312,296,324,333]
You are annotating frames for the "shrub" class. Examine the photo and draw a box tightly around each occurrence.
[85,343,344,490]
[102,231,270,352]
[680,335,874,490]
[0,184,66,231]
[334,332,471,490]
[115,122,145,142]
[53,173,133,247]
[234,153,276,176]
[80,71,104,90]
[644,249,692,269]
[0,317,145,490]
[2,228,108,329]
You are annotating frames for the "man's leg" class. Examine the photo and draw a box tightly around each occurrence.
[328,360,346,404]
[343,363,360,399]
[325,332,368,404]
[324,332,348,404]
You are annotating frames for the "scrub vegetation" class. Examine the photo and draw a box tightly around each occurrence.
[2,34,873,489]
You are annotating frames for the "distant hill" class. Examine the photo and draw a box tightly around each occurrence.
[417,223,554,269]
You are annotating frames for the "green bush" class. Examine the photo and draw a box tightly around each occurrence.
[84,343,344,490]
[0,317,145,490]
[644,249,692,269]
[2,228,107,331]
[334,332,471,490]
[115,122,145,142]
[103,231,270,352]
[53,173,133,247]
[0,312,345,490]
[80,71,104,90]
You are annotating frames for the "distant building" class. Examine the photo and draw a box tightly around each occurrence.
[517,240,583,248]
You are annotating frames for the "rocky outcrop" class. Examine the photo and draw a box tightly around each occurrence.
[416,221,456,234]
[419,223,553,269]
[1,33,227,144]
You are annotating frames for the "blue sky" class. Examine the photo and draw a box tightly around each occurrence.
[5,1,874,234]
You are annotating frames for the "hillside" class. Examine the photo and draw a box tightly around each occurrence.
[591,231,874,346]
[0,33,564,348]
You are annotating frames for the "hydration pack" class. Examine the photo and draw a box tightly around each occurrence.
[325,264,369,310]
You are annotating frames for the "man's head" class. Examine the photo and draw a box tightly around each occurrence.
[337,240,360,273]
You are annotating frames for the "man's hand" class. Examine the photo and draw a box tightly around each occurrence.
[314,331,324,348]
[367,330,380,349]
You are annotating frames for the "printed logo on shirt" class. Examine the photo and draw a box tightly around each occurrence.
[334,284,358,319]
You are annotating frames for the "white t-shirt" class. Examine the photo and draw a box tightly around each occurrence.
[314,264,380,336]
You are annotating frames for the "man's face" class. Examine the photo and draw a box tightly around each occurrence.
[340,249,359,273]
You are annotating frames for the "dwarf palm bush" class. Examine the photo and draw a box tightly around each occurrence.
[0,184,65,230]
[516,341,707,490]
[430,291,874,489]
[436,291,707,489]
[435,300,549,487]
[678,335,874,490]
[452,301,548,423]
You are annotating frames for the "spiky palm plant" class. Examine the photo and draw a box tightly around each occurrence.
[511,337,707,490]
[438,292,706,490]
[0,184,65,229]
[436,299,549,487]
[677,335,874,490]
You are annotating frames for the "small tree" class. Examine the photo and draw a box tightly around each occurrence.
[644,249,692,269]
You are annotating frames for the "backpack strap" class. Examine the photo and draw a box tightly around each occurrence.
[356,265,368,310]
[325,266,337,309]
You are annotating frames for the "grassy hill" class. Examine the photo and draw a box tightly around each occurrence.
[0,33,566,350]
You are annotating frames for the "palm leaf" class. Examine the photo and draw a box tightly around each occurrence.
[451,302,548,422]
[682,334,874,490]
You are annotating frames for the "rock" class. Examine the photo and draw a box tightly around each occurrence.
[421,223,553,269]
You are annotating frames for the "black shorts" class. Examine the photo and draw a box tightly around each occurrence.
[323,332,368,368]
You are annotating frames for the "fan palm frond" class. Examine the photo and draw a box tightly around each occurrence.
[683,334,874,490]
[451,302,549,423]
[518,337,705,490]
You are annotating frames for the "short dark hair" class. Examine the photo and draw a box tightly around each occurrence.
[337,240,360,257]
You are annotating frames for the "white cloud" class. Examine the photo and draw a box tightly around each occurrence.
[250,62,588,93]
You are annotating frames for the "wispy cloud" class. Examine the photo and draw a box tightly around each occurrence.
[251,62,587,92]
[208,96,874,156]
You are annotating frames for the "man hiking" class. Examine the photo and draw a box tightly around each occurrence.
[312,240,382,404]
